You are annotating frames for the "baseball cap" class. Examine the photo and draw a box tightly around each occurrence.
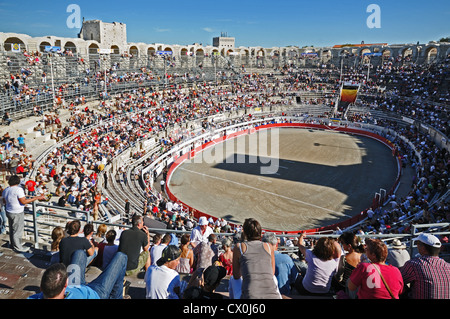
[156,245,181,266]
[203,265,226,287]
[413,233,442,248]
[198,216,208,226]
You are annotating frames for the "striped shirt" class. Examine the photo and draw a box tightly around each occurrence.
[401,255,450,299]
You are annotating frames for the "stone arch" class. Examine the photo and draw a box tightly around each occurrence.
[195,48,205,56]
[111,45,120,55]
[88,43,99,54]
[3,36,26,52]
[240,48,250,56]
[360,48,372,63]
[147,46,156,56]
[225,48,234,56]
[400,46,417,60]
[382,48,392,59]
[211,48,219,56]
[256,48,265,57]
[129,45,139,57]
[39,41,52,53]
[424,46,438,62]
[180,48,189,56]
[64,41,77,53]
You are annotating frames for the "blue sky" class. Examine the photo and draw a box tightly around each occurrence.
[0,0,449,47]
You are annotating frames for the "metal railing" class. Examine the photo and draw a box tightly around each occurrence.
[20,201,450,263]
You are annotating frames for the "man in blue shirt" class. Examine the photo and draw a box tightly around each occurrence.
[262,232,299,296]
[29,249,128,299]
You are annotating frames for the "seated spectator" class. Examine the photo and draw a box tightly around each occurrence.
[294,233,341,296]
[348,238,404,299]
[400,233,450,299]
[218,237,233,276]
[144,245,182,299]
[262,232,298,296]
[232,218,281,299]
[82,223,98,266]
[93,223,108,244]
[333,231,365,297]
[386,239,410,269]
[3,112,12,126]
[49,226,65,264]
[150,233,171,266]
[29,250,128,299]
[102,230,119,270]
[58,220,97,267]
[183,265,227,299]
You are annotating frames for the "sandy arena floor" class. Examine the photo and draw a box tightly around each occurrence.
[168,128,398,231]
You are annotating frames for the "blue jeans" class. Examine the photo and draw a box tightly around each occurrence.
[0,206,6,234]
[69,250,127,299]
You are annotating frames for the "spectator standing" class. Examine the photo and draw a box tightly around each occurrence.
[190,216,214,248]
[400,233,450,299]
[232,218,281,299]
[144,245,182,299]
[295,233,341,296]
[24,179,36,196]
[386,239,411,269]
[2,175,45,252]
[262,232,298,296]
[118,214,151,276]
[17,134,26,151]
[348,238,404,299]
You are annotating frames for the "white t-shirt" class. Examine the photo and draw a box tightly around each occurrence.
[190,226,214,247]
[144,265,181,299]
[150,244,167,266]
[302,249,340,294]
[3,186,26,214]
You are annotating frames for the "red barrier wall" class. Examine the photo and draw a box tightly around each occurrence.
[165,123,402,235]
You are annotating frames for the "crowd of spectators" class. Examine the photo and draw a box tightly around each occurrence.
[1,51,449,300]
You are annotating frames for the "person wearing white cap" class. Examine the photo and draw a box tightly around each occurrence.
[386,239,410,269]
[400,233,450,299]
[190,216,214,248]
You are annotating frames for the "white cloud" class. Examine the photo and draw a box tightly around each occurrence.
[202,27,214,33]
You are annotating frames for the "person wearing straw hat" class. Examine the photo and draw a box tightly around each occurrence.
[386,239,410,269]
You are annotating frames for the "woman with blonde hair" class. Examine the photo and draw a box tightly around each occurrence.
[50,226,65,264]
[218,237,233,275]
